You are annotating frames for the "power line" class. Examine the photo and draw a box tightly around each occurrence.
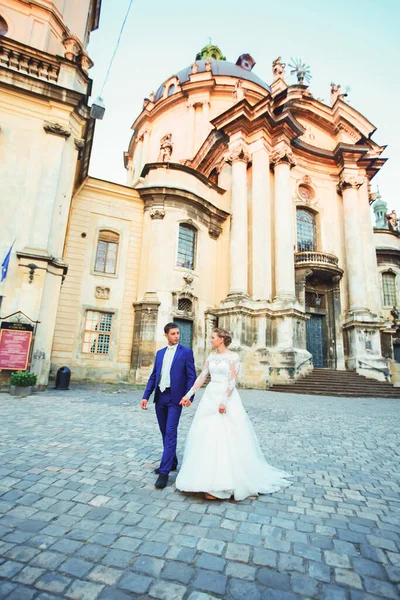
[100,0,134,97]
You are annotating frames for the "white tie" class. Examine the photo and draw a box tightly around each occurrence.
[159,346,174,392]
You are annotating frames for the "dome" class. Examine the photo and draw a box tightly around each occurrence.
[154,58,271,102]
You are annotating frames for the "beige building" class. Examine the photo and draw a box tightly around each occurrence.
[2,20,399,388]
[0,0,101,385]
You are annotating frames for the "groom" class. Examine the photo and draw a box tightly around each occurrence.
[140,322,197,489]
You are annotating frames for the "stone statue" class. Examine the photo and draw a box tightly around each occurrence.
[272,57,286,81]
[191,62,199,74]
[233,79,245,102]
[386,210,399,232]
[391,306,400,330]
[158,134,173,162]
[330,83,347,105]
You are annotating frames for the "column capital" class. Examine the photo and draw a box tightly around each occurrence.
[226,145,251,164]
[337,173,364,194]
[149,207,165,220]
[270,144,296,169]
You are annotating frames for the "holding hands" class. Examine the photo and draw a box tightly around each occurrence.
[180,396,191,407]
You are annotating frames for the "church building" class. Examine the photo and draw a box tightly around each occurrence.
[1,13,399,389]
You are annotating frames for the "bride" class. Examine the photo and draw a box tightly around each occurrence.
[176,327,292,501]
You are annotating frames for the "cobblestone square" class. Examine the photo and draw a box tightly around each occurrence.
[0,384,399,599]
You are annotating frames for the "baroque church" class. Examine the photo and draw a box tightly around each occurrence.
[1,0,400,389]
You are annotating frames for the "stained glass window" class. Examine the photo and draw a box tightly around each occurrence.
[297,209,316,252]
[177,224,196,270]
[82,311,113,354]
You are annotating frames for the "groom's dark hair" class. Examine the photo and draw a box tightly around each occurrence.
[164,322,180,334]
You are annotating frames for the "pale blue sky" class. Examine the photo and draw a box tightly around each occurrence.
[87,0,400,211]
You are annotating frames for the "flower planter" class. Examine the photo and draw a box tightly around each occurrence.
[10,385,32,397]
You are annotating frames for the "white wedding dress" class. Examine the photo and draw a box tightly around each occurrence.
[176,352,292,501]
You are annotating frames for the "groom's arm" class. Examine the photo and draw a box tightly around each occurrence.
[142,354,158,403]
[185,349,197,402]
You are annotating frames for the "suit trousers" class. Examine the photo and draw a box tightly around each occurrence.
[155,388,182,474]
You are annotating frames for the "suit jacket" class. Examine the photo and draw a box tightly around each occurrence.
[143,344,197,404]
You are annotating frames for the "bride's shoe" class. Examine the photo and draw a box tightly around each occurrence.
[204,493,217,500]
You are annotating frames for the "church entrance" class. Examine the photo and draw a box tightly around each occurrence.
[306,314,325,368]
[175,318,193,348]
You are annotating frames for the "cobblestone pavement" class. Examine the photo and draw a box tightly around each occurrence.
[0,383,399,600]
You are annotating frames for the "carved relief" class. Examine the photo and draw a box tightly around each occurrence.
[158,133,173,162]
[149,207,165,220]
[227,145,251,164]
[270,145,297,169]
[337,174,364,194]
[208,223,222,239]
[43,121,71,138]
[95,286,110,299]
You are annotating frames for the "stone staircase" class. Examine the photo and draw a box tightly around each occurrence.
[269,369,400,398]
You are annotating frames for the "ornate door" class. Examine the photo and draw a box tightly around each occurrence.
[175,319,193,348]
[306,315,324,368]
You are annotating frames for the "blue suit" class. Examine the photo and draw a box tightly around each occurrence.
[143,344,196,474]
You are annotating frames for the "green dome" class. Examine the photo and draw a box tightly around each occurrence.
[196,44,226,61]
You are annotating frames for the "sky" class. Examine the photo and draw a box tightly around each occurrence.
[87,0,400,211]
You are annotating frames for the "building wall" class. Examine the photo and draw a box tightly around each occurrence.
[51,178,144,381]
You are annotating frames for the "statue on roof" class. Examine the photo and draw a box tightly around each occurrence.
[330,83,347,105]
[272,56,286,81]
[233,79,245,102]
[386,209,399,233]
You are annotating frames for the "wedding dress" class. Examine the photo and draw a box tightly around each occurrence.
[175,352,292,501]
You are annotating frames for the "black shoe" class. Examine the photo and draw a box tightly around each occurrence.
[155,474,168,489]
[154,466,177,474]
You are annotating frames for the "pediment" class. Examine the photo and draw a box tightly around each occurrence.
[296,117,337,151]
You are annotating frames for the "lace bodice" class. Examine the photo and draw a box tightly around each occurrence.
[187,352,240,403]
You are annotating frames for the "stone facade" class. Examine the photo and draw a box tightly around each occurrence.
[2,19,399,388]
[0,0,101,386]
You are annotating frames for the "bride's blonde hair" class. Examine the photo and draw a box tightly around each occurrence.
[212,327,232,347]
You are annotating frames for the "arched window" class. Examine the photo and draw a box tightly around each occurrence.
[382,271,397,307]
[94,230,119,274]
[0,16,8,36]
[167,83,175,96]
[297,208,316,252]
[177,224,197,270]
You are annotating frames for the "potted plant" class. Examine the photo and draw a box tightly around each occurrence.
[10,371,37,397]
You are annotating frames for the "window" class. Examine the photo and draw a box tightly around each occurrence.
[0,16,8,36]
[297,209,316,252]
[82,311,113,354]
[177,224,196,270]
[94,230,119,274]
[168,84,175,96]
[178,297,193,312]
[382,272,397,307]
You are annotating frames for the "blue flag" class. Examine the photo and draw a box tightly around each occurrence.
[1,242,14,283]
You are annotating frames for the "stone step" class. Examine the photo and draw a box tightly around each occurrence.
[269,368,400,398]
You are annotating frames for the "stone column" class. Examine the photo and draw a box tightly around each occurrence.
[251,140,272,300]
[228,146,250,296]
[338,172,368,312]
[202,101,210,141]
[146,205,166,294]
[358,178,381,313]
[133,132,143,179]
[271,144,297,301]
[186,102,195,158]
[28,121,70,250]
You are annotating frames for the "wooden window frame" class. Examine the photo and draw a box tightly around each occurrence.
[176,223,197,271]
[94,230,120,275]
